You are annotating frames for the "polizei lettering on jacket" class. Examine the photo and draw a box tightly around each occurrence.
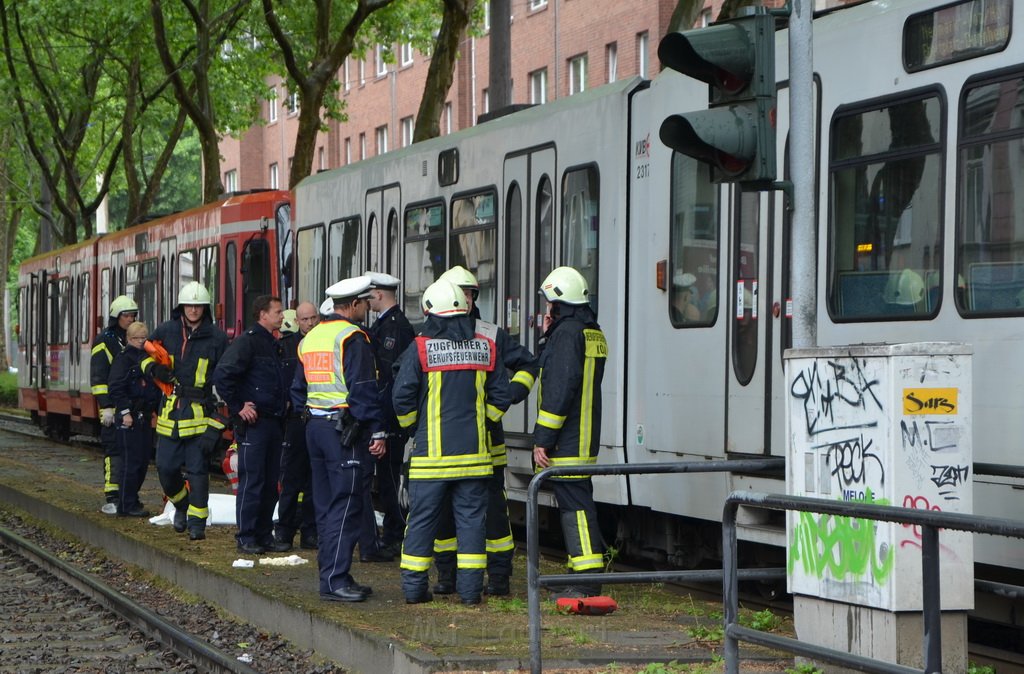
[416,336,497,371]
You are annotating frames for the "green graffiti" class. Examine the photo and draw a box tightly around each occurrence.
[788,489,895,585]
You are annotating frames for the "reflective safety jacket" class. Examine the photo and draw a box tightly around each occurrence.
[392,315,512,480]
[475,318,538,467]
[532,306,607,478]
[291,315,384,434]
[89,320,127,410]
[143,311,229,439]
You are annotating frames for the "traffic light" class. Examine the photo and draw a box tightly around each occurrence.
[658,10,777,186]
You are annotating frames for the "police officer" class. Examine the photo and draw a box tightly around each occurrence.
[144,281,229,541]
[108,320,160,517]
[364,271,415,557]
[274,301,321,551]
[532,267,608,598]
[393,279,512,605]
[91,295,138,513]
[292,276,386,602]
[213,295,290,555]
[431,265,538,597]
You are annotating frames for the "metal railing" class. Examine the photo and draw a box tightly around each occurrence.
[526,459,785,674]
[722,491,1024,674]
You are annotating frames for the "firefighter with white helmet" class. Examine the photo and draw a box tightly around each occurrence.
[142,281,229,541]
[430,265,538,597]
[392,278,513,605]
[90,294,139,513]
[533,266,608,598]
[291,276,386,602]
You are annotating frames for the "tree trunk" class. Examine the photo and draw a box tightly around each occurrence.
[414,0,473,143]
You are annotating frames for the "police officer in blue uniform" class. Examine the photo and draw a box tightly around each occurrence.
[213,295,290,555]
[393,279,512,605]
[364,271,415,557]
[292,276,386,602]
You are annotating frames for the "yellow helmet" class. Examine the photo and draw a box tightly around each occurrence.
[539,266,590,305]
[281,309,298,334]
[440,265,479,290]
[421,279,468,317]
[109,295,139,318]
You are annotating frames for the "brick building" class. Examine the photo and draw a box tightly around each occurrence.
[219,0,847,191]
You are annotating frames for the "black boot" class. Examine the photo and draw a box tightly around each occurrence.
[432,567,456,595]
[485,575,510,596]
[173,505,187,533]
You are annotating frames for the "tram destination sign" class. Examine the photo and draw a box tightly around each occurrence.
[904,0,1010,72]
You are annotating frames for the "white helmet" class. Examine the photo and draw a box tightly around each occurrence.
[440,265,479,290]
[109,295,139,318]
[539,266,590,305]
[421,279,468,317]
[281,309,298,334]
[883,269,925,306]
[177,281,211,306]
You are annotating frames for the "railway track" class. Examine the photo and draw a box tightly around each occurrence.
[0,523,260,674]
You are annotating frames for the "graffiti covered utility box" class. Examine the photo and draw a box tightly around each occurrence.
[785,342,973,612]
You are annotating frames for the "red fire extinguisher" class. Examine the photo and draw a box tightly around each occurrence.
[222,442,239,494]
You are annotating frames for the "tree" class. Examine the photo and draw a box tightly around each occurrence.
[666,0,704,36]
[413,0,478,143]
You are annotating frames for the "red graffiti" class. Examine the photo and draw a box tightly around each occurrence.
[899,494,942,548]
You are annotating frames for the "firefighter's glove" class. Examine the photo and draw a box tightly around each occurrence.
[100,408,115,427]
[151,363,174,383]
[197,425,222,457]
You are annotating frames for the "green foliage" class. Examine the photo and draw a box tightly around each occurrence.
[486,596,526,613]
[740,608,782,632]
[785,663,823,674]
[686,623,724,643]
[0,371,17,407]
[967,663,996,674]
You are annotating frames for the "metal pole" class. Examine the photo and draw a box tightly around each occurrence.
[787,0,815,348]
[722,502,740,674]
[921,526,942,674]
[527,470,544,674]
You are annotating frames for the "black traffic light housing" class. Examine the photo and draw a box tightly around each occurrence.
[658,10,777,187]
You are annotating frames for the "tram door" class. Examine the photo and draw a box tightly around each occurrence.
[725,188,773,456]
[501,146,556,454]
[67,261,83,392]
[159,238,177,320]
[365,185,401,278]
[29,272,45,390]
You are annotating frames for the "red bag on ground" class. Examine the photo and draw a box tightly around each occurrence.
[555,596,618,615]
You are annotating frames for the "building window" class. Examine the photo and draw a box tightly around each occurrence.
[268,87,278,123]
[345,138,352,165]
[375,125,388,154]
[637,32,649,79]
[444,102,453,135]
[318,146,326,171]
[530,0,547,9]
[530,68,547,105]
[400,43,414,67]
[359,59,366,86]
[483,0,490,32]
[269,163,279,189]
[401,116,414,147]
[375,45,388,77]
[568,54,588,95]
[483,88,490,115]
[700,9,712,27]
[359,133,367,160]
[343,58,351,91]
[606,43,617,83]
[224,169,237,193]
[287,91,299,115]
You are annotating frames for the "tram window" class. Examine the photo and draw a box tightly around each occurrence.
[138,259,157,324]
[100,268,110,327]
[733,191,759,385]
[178,249,196,294]
[200,245,219,315]
[535,175,554,307]
[506,182,524,337]
[451,190,498,322]
[296,225,326,305]
[329,217,361,283]
[367,215,378,272]
[125,262,139,303]
[669,153,718,328]
[242,238,271,313]
[79,272,90,344]
[387,209,400,276]
[225,242,237,328]
[828,94,943,320]
[404,202,445,325]
[562,166,599,313]
[276,203,293,305]
[956,72,1024,317]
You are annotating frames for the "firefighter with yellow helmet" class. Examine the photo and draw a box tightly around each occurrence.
[533,266,608,598]
[91,294,138,513]
[392,278,512,605]
[143,281,229,541]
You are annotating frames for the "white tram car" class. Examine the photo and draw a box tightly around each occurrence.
[294,0,1023,578]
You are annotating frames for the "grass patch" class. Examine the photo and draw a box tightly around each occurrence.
[0,370,18,407]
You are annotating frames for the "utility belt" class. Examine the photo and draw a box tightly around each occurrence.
[173,384,208,401]
[307,407,362,446]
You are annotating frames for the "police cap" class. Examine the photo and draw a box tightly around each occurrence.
[364,271,401,290]
[320,297,335,316]
[326,275,373,302]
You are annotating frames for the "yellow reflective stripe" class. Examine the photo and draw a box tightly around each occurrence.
[427,371,442,458]
[511,370,535,390]
[400,554,433,572]
[397,410,418,428]
[577,510,593,557]
[486,535,514,553]
[411,454,495,467]
[457,553,487,569]
[568,553,604,571]
[485,404,504,422]
[409,465,493,480]
[537,409,566,429]
[141,356,155,369]
[433,537,457,553]
[169,486,189,504]
[206,417,225,431]
[194,358,209,388]
[188,505,210,519]
[476,371,487,452]
[92,342,113,363]
[92,384,109,396]
[104,457,118,492]
[548,456,597,466]
[579,353,596,457]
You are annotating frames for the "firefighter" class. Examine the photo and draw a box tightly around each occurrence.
[392,278,512,605]
[292,276,386,602]
[108,320,160,517]
[212,295,290,555]
[364,271,415,558]
[532,266,608,598]
[274,301,321,551]
[143,281,229,541]
[431,265,538,597]
[91,294,138,513]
